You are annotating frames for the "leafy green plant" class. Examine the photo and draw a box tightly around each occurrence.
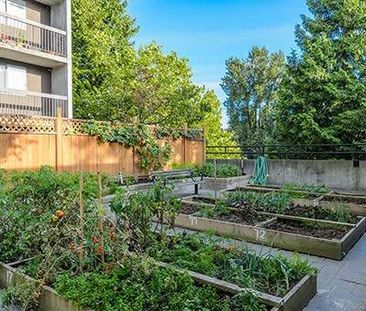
[83,121,172,170]
[2,279,40,311]
[54,256,265,311]
[223,191,292,214]
[322,204,353,223]
[282,183,329,195]
[0,168,315,310]
[148,233,316,297]
[110,181,181,251]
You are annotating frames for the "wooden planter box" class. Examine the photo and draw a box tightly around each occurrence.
[0,260,315,311]
[157,262,317,311]
[0,262,86,311]
[319,194,366,216]
[174,201,366,260]
[223,186,325,207]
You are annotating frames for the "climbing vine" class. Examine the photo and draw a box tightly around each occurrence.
[83,121,201,170]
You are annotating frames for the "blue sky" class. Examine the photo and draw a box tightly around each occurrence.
[128,0,309,127]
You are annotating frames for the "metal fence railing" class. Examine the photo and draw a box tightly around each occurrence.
[0,12,67,57]
[207,144,366,160]
[0,89,68,117]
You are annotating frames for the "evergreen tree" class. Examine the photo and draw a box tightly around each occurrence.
[221,47,285,145]
[276,0,366,144]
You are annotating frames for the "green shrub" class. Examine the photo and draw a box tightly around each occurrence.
[148,233,316,297]
[54,257,266,311]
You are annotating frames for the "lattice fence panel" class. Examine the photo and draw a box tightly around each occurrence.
[0,114,56,134]
[62,119,87,135]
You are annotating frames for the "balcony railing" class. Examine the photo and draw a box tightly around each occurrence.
[0,89,68,117]
[0,12,67,58]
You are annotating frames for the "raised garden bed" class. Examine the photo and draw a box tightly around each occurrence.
[177,200,366,260]
[1,257,316,311]
[190,193,360,224]
[319,194,366,216]
[227,186,323,207]
[0,262,85,311]
[0,167,317,311]
[147,233,317,311]
[158,261,316,311]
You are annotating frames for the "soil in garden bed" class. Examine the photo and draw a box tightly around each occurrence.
[285,204,359,223]
[323,195,366,205]
[265,219,350,239]
[180,202,270,225]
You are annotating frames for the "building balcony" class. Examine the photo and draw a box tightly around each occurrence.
[0,12,67,68]
[0,89,68,117]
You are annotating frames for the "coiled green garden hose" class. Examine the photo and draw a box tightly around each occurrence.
[249,156,269,185]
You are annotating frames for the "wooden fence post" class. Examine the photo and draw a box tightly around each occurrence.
[55,107,63,171]
[202,125,206,164]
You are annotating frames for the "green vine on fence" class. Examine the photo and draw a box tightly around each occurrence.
[83,121,201,170]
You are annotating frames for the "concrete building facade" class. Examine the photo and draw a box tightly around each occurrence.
[0,0,72,117]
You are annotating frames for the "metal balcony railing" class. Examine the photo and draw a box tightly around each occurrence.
[0,12,67,58]
[0,89,68,117]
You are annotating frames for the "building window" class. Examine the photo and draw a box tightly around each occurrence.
[0,0,26,29]
[0,63,27,91]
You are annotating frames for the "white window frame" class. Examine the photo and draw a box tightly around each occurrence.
[0,63,27,92]
[0,0,26,30]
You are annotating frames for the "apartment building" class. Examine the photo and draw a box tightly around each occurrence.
[0,0,72,118]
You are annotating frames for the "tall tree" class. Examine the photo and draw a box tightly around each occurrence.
[276,0,366,145]
[197,90,235,149]
[72,0,233,148]
[221,47,285,145]
[128,43,213,127]
[72,0,137,120]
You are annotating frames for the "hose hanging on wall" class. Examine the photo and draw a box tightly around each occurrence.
[249,156,269,185]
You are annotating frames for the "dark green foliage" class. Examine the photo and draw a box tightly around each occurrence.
[2,279,40,311]
[0,167,100,263]
[72,0,137,121]
[148,234,315,297]
[110,181,181,251]
[223,191,293,214]
[72,0,232,148]
[54,257,266,311]
[0,169,316,310]
[83,121,172,170]
[221,47,285,145]
[276,0,366,145]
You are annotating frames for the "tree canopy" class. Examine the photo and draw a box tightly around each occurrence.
[72,0,231,146]
[275,0,366,145]
[221,47,285,145]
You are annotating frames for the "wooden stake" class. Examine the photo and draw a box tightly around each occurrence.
[55,107,63,172]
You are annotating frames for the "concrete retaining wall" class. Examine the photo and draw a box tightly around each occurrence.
[201,175,250,191]
[208,159,366,192]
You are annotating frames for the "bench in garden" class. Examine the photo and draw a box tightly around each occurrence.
[152,169,205,195]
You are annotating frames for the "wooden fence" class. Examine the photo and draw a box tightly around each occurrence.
[0,114,205,175]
